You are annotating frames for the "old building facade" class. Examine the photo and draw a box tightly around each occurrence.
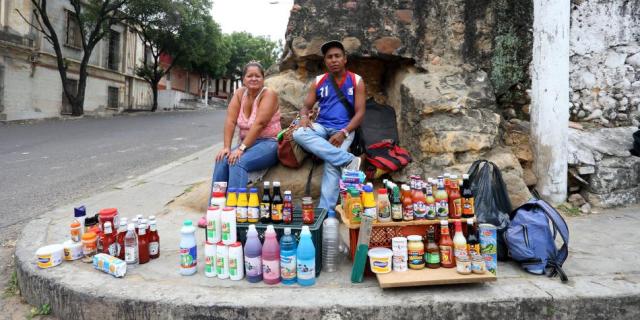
[0,0,153,121]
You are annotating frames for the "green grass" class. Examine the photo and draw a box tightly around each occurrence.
[27,304,51,319]
[557,203,581,217]
[2,269,19,298]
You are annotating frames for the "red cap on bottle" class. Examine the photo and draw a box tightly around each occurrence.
[454,220,463,232]
[378,188,387,194]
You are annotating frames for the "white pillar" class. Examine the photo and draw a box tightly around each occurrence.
[530,0,570,205]
[204,76,209,105]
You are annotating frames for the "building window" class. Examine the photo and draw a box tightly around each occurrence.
[107,87,119,109]
[65,11,82,49]
[107,30,120,71]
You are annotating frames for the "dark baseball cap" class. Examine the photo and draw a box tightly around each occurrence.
[321,40,345,55]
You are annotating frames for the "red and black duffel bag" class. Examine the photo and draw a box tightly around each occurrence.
[364,140,412,179]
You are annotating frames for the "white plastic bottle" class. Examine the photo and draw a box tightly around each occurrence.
[204,242,217,278]
[228,242,244,281]
[216,242,229,279]
[206,206,222,244]
[179,220,197,276]
[322,210,340,272]
[221,207,237,245]
[124,223,138,265]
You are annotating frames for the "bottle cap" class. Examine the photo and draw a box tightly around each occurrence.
[467,218,475,224]
[138,224,147,233]
[136,214,143,219]
[328,210,336,218]
[74,206,86,218]
[451,175,458,179]
[148,215,156,221]
[363,185,373,192]
[273,181,280,187]
[81,232,97,241]
[284,227,291,235]
[264,181,270,186]
[284,190,292,195]
[212,191,225,197]
[266,225,275,234]
[228,188,237,193]
[378,188,387,194]
[463,174,469,179]
[127,223,135,231]
[249,188,258,193]
[71,220,81,228]
[349,189,360,196]
[440,220,448,226]
[183,220,192,227]
[301,225,310,235]
[238,187,247,193]
[119,220,127,227]
[248,224,257,232]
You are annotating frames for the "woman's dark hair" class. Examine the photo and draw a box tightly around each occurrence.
[242,61,265,78]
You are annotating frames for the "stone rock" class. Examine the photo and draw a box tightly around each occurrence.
[580,203,591,214]
[588,156,640,194]
[586,186,640,208]
[419,108,500,153]
[626,52,640,68]
[584,109,603,121]
[568,193,586,207]
[604,50,627,68]
[425,153,455,167]
[577,166,595,175]
[265,70,308,127]
[263,160,324,201]
[502,171,532,208]
[568,126,637,166]
[598,95,618,111]
[395,10,413,24]
[573,71,597,89]
[373,36,402,55]
[291,37,325,58]
[341,37,362,53]
[523,168,537,187]
[504,120,533,163]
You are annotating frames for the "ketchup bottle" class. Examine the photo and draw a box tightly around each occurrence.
[117,220,127,260]
[101,222,118,256]
[439,220,455,268]
[138,222,150,264]
[148,220,160,259]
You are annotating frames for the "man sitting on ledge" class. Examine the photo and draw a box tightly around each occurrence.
[293,40,366,210]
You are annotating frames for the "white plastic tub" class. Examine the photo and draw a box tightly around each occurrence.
[368,247,393,274]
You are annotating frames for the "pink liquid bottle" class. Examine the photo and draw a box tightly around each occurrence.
[262,225,281,285]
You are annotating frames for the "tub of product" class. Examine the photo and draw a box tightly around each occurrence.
[368,247,393,274]
[36,244,64,269]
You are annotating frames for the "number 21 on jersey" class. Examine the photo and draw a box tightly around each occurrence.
[319,86,329,98]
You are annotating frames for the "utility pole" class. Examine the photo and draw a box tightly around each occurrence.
[530,0,570,204]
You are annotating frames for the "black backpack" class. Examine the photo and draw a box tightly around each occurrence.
[359,98,400,148]
[631,128,640,157]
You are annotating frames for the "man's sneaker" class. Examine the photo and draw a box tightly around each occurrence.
[343,155,361,172]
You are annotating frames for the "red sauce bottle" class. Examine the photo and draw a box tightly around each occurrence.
[101,222,118,256]
[439,220,455,268]
[117,221,127,260]
[448,177,462,219]
[137,222,150,264]
[148,220,160,259]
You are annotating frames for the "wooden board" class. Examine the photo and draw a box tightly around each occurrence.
[336,205,471,230]
[376,268,497,288]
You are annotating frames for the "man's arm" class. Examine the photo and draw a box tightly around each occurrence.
[299,81,317,128]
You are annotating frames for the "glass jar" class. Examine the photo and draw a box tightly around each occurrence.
[302,197,314,224]
[456,255,472,275]
[471,254,486,274]
[407,235,425,270]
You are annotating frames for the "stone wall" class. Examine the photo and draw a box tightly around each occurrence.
[569,0,640,127]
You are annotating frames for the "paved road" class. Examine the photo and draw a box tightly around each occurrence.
[0,110,226,242]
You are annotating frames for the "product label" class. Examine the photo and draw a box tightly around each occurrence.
[454,246,468,260]
[351,204,362,222]
[260,203,270,219]
[451,199,462,218]
[263,259,280,280]
[215,255,226,274]
[408,249,424,266]
[378,202,391,219]
[426,203,437,219]
[248,207,260,221]
[221,222,230,241]
[426,251,440,264]
[439,245,453,265]
[282,207,293,222]
[236,207,248,221]
[107,242,119,257]
[179,246,197,268]
[403,204,414,220]
[363,207,376,219]
[462,198,475,216]
[125,246,137,263]
[271,204,283,221]
[205,256,214,274]
[149,242,159,255]
[391,204,403,220]
[413,201,427,218]
[436,200,449,219]
[228,258,238,276]
[297,258,315,280]
[280,255,297,280]
[244,256,262,277]
[468,244,480,255]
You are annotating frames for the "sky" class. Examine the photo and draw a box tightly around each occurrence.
[211,0,294,44]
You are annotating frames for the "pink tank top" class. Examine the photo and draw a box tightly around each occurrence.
[237,87,282,140]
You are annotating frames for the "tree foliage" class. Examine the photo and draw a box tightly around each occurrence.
[223,32,279,79]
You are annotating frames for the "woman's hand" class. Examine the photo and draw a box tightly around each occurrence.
[227,149,244,166]
[215,147,230,162]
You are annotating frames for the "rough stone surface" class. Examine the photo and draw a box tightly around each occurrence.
[14,144,640,320]
[264,70,308,127]
[568,193,587,207]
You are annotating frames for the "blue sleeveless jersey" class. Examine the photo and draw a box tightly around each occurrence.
[314,71,361,130]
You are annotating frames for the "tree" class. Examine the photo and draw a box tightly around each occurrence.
[223,32,279,80]
[18,0,128,116]
[127,0,227,110]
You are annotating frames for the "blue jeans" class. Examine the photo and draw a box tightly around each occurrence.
[293,123,355,210]
[212,138,278,189]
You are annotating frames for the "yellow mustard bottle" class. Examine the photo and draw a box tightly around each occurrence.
[247,188,260,223]
[236,188,248,223]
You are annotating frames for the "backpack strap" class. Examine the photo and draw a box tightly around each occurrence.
[535,199,570,282]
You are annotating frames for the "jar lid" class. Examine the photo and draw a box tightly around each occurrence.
[457,255,470,262]
[99,208,118,216]
[407,235,422,241]
[81,232,97,241]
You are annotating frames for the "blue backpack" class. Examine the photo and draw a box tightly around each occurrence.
[505,198,569,282]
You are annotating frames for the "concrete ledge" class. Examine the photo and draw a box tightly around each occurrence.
[14,146,640,319]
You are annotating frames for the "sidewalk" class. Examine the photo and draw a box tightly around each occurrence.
[14,145,640,320]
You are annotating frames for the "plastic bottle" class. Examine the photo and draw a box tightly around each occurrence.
[226,188,238,210]
[228,242,244,280]
[412,180,427,219]
[322,210,340,272]
[74,206,86,236]
[124,223,138,265]
[280,227,297,285]
[297,226,316,286]
[179,220,197,275]
[376,188,391,222]
[247,188,260,223]
[435,176,449,220]
[244,225,263,283]
[101,221,118,256]
[148,220,160,259]
[461,174,475,219]
[362,185,377,220]
[401,185,414,221]
[453,220,468,260]
[282,191,293,224]
[137,222,150,264]
[271,182,283,224]
[448,175,462,219]
[425,182,437,220]
[221,207,237,245]
[216,242,229,279]
[390,184,403,222]
[236,188,248,223]
[204,242,216,277]
[439,220,455,268]
[262,225,281,285]
[117,220,127,260]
